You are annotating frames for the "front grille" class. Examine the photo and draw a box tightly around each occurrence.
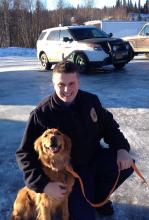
[109,40,126,51]
[100,40,127,53]
[100,42,111,53]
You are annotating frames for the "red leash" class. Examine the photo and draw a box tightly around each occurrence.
[66,161,148,208]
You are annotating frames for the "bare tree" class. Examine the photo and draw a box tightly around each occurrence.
[0,0,10,47]
[56,0,66,25]
[0,0,146,48]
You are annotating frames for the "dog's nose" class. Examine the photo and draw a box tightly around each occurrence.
[51,136,57,146]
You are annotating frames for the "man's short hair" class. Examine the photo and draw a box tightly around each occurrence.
[53,61,79,75]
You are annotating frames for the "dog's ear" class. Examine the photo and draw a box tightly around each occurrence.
[34,135,43,158]
[63,134,72,154]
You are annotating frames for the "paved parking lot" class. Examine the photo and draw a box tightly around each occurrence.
[0,56,149,219]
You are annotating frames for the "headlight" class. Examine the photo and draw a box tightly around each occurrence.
[87,43,102,51]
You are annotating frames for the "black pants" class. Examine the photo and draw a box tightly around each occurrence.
[69,148,134,220]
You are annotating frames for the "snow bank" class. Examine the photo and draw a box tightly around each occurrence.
[0,47,36,57]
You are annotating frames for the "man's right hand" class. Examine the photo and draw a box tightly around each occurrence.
[43,182,67,199]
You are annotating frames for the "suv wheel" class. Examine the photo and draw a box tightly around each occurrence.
[40,53,52,70]
[113,63,126,69]
[74,53,88,73]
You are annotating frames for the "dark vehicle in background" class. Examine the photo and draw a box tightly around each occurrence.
[123,23,149,59]
[37,25,134,72]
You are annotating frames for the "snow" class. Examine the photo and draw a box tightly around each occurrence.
[0,47,149,220]
[0,47,38,72]
[0,47,36,57]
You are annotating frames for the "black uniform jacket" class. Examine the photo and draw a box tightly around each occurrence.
[16,90,130,193]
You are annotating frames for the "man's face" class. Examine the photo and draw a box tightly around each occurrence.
[52,72,79,103]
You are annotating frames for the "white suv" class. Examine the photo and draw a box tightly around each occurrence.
[37,25,134,72]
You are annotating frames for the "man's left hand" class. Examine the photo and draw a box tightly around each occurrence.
[117,149,132,171]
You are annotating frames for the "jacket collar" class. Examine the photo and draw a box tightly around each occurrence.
[50,92,77,112]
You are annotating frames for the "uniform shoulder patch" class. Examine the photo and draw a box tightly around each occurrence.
[90,107,98,122]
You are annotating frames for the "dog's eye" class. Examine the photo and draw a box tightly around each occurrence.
[44,134,48,137]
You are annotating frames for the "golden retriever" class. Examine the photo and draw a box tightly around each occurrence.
[11,128,74,220]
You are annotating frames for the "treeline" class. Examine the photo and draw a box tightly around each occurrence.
[0,0,149,48]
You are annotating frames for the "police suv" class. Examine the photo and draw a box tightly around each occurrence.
[37,25,134,73]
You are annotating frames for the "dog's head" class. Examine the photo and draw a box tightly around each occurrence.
[34,128,72,169]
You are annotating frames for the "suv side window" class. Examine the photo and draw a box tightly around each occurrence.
[38,31,47,40]
[47,30,60,41]
[59,30,72,41]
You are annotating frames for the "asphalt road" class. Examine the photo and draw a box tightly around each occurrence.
[0,56,149,220]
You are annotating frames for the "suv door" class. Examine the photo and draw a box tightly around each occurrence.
[57,30,75,60]
[46,30,60,62]
[136,24,149,52]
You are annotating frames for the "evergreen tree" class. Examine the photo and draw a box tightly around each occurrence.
[144,0,149,13]
[116,0,121,7]
[127,0,130,7]
[138,0,141,9]
[129,0,133,8]
[138,0,141,20]
[123,0,127,6]
[134,2,137,12]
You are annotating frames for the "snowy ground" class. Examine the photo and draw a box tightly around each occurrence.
[0,48,149,220]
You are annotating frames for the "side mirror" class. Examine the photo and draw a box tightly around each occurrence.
[109,33,113,38]
[63,37,73,42]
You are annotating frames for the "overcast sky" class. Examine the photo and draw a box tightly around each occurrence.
[45,0,147,10]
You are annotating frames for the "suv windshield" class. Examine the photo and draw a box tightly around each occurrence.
[139,24,149,36]
[69,27,108,40]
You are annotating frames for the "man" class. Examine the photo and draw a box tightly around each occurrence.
[16,61,133,220]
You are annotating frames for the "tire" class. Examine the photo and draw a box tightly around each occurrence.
[145,53,149,59]
[113,63,126,70]
[40,53,52,70]
[74,53,88,73]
